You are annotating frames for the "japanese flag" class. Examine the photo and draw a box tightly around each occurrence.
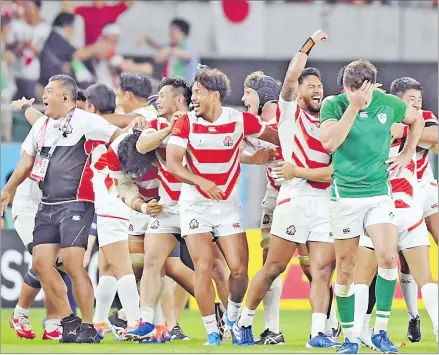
[211,0,265,57]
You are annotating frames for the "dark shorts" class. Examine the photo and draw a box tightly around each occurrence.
[169,240,181,258]
[179,238,194,271]
[33,202,95,249]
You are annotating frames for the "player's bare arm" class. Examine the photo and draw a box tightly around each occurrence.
[167,144,224,201]
[391,122,437,144]
[273,161,332,182]
[136,112,184,154]
[281,29,328,102]
[386,105,424,173]
[320,81,374,153]
[115,177,163,216]
[1,152,35,213]
[239,148,277,165]
[11,98,44,126]
[258,125,281,146]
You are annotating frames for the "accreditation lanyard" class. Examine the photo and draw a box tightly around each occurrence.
[30,109,75,182]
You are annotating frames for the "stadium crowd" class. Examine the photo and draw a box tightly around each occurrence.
[1,2,438,355]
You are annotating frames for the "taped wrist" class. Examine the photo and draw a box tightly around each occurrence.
[299,37,315,55]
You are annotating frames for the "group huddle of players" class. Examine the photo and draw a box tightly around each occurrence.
[4,29,438,354]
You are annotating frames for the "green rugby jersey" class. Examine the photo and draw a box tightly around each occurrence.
[320,90,408,199]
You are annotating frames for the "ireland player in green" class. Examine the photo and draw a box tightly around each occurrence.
[320,60,424,354]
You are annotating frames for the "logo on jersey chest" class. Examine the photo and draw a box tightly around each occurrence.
[360,112,368,119]
[377,113,387,124]
[223,136,234,147]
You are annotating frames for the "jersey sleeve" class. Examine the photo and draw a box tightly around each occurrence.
[106,141,126,180]
[86,113,118,142]
[320,96,342,124]
[168,114,190,149]
[423,110,438,128]
[384,93,408,123]
[243,112,265,137]
[277,97,299,125]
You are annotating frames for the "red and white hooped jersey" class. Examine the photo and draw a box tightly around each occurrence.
[168,107,265,203]
[389,138,418,209]
[143,117,182,205]
[275,98,331,201]
[242,117,282,197]
[416,110,438,183]
[89,142,117,210]
[106,133,160,202]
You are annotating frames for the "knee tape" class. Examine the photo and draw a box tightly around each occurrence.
[260,230,271,249]
[23,268,41,289]
[298,255,310,267]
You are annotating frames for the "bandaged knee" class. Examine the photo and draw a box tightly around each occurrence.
[23,268,41,289]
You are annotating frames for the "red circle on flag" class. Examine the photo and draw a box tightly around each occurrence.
[222,0,250,24]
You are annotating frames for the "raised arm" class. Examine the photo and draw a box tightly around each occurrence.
[281,29,328,102]
[10,98,44,126]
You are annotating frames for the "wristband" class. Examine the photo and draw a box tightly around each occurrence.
[21,103,32,112]
[403,126,409,137]
[299,37,315,55]
[140,203,148,215]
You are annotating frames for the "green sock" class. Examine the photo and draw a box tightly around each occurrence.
[374,271,397,333]
[335,283,355,340]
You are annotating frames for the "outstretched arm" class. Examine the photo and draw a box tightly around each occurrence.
[280,29,328,102]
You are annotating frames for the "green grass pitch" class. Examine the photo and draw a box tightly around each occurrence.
[1,308,437,353]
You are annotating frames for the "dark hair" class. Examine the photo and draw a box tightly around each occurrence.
[148,94,158,110]
[119,72,152,100]
[49,74,78,102]
[85,83,116,114]
[337,65,347,90]
[76,88,86,102]
[158,76,192,106]
[194,68,231,102]
[1,15,11,30]
[117,131,157,179]
[343,59,377,90]
[32,0,42,9]
[52,12,75,28]
[170,18,190,36]
[298,67,321,85]
[390,77,423,98]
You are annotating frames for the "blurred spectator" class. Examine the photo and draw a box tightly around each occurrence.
[93,23,153,90]
[7,0,50,100]
[39,12,108,89]
[1,14,16,141]
[61,0,134,45]
[137,18,199,83]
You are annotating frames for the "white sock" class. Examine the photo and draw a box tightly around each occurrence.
[203,314,219,335]
[153,301,165,326]
[421,283,438,331]
[263,275,282,333]
[117,274,140,326]
[45,319,61,332]
[399,273,419,320]
[93,276,117,323]
[238,307,256,328]
[140,307,154,324]
[329,296,339,329]
[227,298,241,323]
[354,284,369,339]
[311,313,327,338]
[14,305,29,318]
